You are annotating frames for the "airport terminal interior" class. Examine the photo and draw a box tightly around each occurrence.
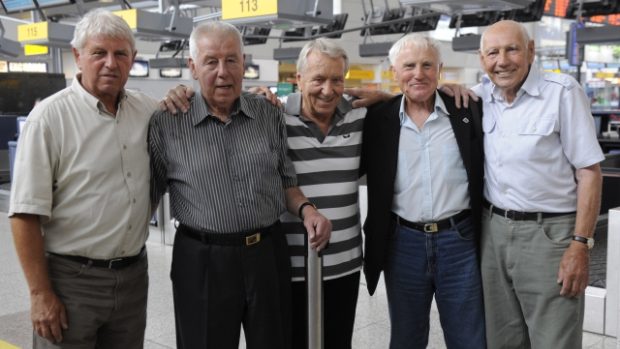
[1,0,620,347]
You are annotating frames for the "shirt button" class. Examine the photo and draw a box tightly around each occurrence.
[127,172,131,178]
[123,145,127,150]
[116,119,120,124]
[128,225,132,230]
[133,198,136,203]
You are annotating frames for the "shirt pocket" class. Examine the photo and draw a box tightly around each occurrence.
[519,115,557,136]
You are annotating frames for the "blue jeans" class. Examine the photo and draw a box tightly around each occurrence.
[384,216,486,349]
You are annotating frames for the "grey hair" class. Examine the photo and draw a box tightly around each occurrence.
[296,38,349,74]
[189,21,244,60]
[71,9,135,52]
[388,33,442,66]
[480,20,531,51]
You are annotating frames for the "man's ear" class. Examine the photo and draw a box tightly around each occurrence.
[188,58,198,80]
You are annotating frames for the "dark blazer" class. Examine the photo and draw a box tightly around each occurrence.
[360,90,484,295]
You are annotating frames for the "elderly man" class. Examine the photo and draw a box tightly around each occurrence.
[149,22,331,349]
[474,20,603,348]
[9,9,156,348]
[361,34,485,349]
[162,38,477,349]
[278,38,365,349]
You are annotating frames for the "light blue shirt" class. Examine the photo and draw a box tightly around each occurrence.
[392,91,470,222]
[472,65,605,212]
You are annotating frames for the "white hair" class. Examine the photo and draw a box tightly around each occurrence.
[71,9,135,52]
[480,20,531,52]
[296,38,349,73]
[189,21,244,60]
[388,33,442,66]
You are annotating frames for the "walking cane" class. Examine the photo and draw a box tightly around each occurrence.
[307,236,324,349]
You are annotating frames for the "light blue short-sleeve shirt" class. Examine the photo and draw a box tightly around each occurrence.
[472,66,604,212]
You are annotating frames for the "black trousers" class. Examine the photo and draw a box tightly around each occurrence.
[170,224,292,349]
[291,271,361,349]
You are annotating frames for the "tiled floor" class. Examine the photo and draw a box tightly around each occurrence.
[0,188,617,348]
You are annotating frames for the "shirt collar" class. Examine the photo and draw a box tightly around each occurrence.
[71,74,127,114]
[398,90,449,126]
[191,92,254,126]
[284,92,349,125]
[485,63,542,103]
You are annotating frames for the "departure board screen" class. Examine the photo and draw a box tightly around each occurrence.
[36,0,71,7]
[1,0,36,13]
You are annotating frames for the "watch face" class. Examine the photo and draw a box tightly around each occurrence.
[587,238,595,250]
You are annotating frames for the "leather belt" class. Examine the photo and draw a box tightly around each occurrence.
[392,210,471,233]
[178,222,278,246]
[48,246,146,270]
[484,201,574,221]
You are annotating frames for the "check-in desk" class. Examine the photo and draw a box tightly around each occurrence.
[584,154,620,339]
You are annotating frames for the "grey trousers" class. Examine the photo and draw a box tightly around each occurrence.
[34,251,148,349]
[481,208,584,349]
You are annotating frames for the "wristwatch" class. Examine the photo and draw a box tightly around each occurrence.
[572,235,595,250]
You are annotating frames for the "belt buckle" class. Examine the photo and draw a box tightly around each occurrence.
[245,232,261,246]
[107,258,123,269]
[423,223,438,233]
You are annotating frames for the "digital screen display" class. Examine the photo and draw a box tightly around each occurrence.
[1,0,36,13]
[36,0,72,7]
[129,60,149,78]
[160,68,182,78]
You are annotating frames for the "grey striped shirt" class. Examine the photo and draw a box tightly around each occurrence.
[281,93,366,281]
[149,93,297,233]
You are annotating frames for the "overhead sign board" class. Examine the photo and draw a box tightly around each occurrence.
[114,9,138,29]
[24,44,49,56]
[17,22,48,42]
[113,9,192,40]
[17,21,74,48]
[222,0,278,20]
[222,0,332,28]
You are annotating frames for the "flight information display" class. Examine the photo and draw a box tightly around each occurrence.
[1,0,36,13]
[1,0,71,12]
[36,0,71,7]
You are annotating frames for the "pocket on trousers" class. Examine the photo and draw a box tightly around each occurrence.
[48,256,88,279]
[538,218,574,247]
[455,218,475,241]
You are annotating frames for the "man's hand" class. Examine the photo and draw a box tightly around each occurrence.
[160,85,195,114]
[31,289,68,344]
[557,242,590,298]
[247,86,281,107]
[301,206,332,252]
[344,88,393,108]
[438,83,479,109]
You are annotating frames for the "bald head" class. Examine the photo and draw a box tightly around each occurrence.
[480,20,530,52]
[478,20,535,102]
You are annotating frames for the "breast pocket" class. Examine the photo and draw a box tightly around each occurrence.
[519,115,556,136]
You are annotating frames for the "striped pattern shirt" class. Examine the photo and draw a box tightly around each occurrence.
[281,93,366,281]
[149,93,297,233]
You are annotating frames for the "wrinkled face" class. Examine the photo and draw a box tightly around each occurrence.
[189,33,244,111]
[296,51,346,120]
[391,44,440,103]
[73,35,135,102]
[479,24,535,97]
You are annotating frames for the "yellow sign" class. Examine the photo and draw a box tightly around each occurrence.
[346,69,375,81]
[17,22,48,42]
[381,70,394,80]
[24,44,49,56]
[0,339,21,349]
[222,0,278,20]
[114,9,138,29]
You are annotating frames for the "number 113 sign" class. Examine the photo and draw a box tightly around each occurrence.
[222,0,278,20]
